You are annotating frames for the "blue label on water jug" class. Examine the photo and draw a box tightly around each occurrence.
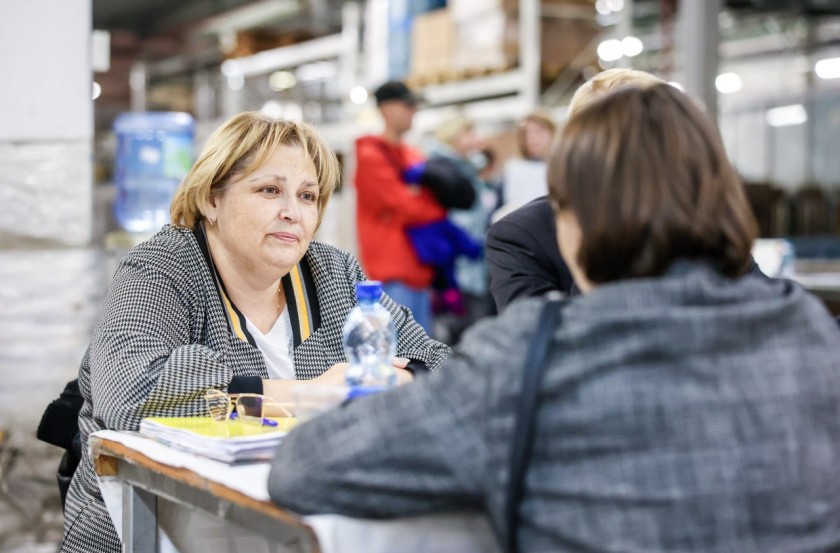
[162,134,193,179]
[113,112,195,233]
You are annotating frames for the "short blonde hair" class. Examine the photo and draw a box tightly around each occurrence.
[170,112,341,229]
[435,115,473,146]
[568,68,664,119]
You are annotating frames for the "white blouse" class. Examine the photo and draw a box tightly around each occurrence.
[244,307,295,380]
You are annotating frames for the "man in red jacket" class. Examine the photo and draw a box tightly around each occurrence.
[354,80,445,332]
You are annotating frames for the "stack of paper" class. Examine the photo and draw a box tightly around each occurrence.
[139,416,296,464]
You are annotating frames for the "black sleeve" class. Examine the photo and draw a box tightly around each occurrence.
[228,375,264,395]
[487,196,578,310]
[421,157,476,210]
[405,359,430,375]
[37,378,84,451]
[487,218,565,311]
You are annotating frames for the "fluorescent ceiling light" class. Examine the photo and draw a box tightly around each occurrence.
[715,72,742,94]
[595,0,611,15]
[269,71,297,91]
[606,0,625,12]
[815,57,840,80]
[296,61,337,82]
[765,104,807,127]
[198,0,300,35]
[261,100,284,119]
[350,86,368,105]
[621,36,643,57]
[597,39,623,62]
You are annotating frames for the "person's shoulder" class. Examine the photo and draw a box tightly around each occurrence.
[119,225,198,277]
[499,196,553,227]
[307,240,345,258]
[499,295,548,325]
[355,135,380,147]
[488,196,553,242]
[355,135,386,157]
[464,296,547,345]
[306,241,358,269]
[455,295,551,372]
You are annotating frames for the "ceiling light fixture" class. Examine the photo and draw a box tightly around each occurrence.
[765,104,807,127]
[715,72,742,94]
[815,57,840,80]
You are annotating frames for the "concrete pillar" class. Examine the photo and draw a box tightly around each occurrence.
[0,0,93,246]
[0,3,100,545]
[677,0,721,121]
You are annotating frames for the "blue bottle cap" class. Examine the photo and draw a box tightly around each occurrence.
[356,281,383,303]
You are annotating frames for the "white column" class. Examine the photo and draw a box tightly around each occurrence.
[520,0,541,109]
[0,0,93,245]
[677,0,721,122]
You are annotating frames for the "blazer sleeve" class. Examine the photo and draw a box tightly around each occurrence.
[87,249,233,431]
[487,215,566,311]
[267,297,545,518]
[268,332,488,517]
[355,141,446,226]
[343,251,451,371]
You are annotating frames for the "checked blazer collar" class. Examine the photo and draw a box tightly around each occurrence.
[193,222,322,349]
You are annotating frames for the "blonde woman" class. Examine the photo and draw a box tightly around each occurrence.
[61,113,450,553]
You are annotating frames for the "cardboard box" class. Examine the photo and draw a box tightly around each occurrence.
[455,8,599,74]
[410,9,457,78]
[454,9,518,73]
[449,0,593,22]
[540,16,600,75]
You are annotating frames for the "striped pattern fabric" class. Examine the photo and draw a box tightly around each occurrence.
[60,224,450,552]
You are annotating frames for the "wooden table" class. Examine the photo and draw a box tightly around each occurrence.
[91,432,320,553]
[90,431,500,553]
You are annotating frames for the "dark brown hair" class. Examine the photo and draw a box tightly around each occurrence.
[548,84,757,283]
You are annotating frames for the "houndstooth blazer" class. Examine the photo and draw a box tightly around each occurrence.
[61,224,450,553]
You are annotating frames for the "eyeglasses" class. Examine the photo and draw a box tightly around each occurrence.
[204,390,293,427]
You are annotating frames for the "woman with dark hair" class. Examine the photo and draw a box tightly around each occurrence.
[268,84,840,552]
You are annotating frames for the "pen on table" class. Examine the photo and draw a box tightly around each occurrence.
[229,412,279,426]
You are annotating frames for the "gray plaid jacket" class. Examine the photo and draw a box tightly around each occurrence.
[270,262,840,553]
[61,225,449,553]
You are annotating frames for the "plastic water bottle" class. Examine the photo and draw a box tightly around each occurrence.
[343,281,397,394]
[113,112,195,233]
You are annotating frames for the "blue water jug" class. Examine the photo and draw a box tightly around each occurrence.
[113,112,195,233]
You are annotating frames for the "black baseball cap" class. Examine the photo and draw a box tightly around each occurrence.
[373,80,422,106]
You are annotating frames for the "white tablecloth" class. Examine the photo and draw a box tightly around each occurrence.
[93,430,500,553]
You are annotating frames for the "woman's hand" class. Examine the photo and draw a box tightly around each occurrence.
[315,362,350,386]
[392,357,414,385]
[321,358,414,386]
[264,359,414,402]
